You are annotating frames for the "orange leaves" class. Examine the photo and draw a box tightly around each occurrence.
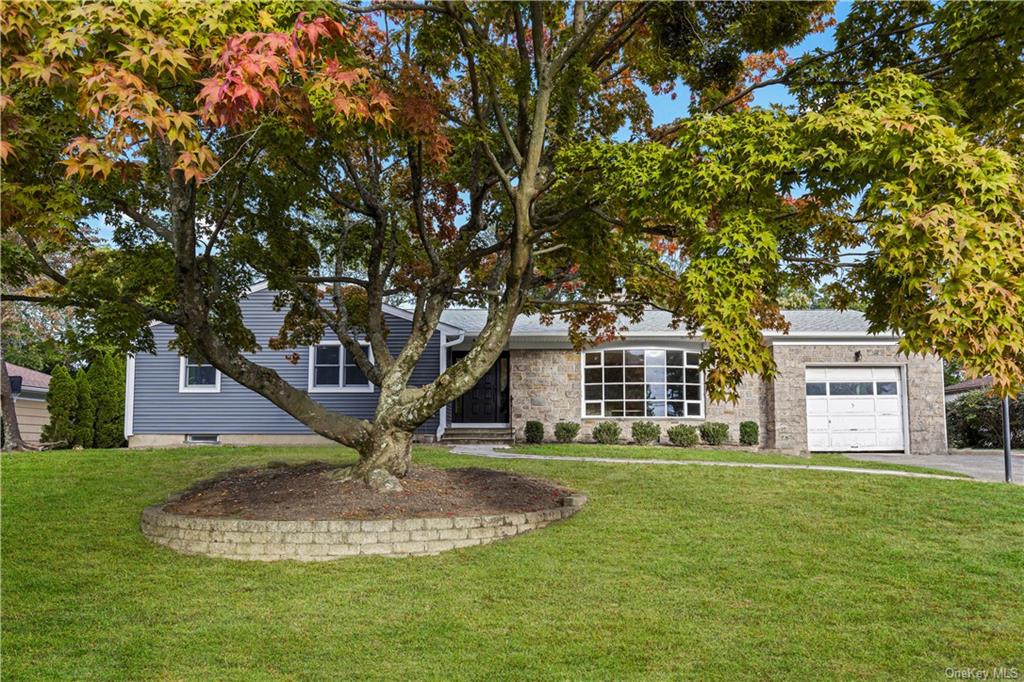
[173,147,219,184]
[197,14,383,131]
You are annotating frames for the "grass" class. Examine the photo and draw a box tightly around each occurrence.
[3,445,1022,680]
[509,443,971,477]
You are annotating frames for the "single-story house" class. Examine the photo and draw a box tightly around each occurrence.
[125,283,948,455]
[5,362,51,444]
[944,376,993,402]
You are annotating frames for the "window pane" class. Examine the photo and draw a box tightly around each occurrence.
[625,384,644,400]
[667,401,686,417]
[830,382,874,396]
[685,368,700,384]
[188,365,216,386]
[686,402,701,416]
[685,384,700,401]
[666,384,685,401]
[604,350,624,366]
[344,364,369,386]
[585,368,603,384]
[605,384,624,400]
[686,352,700,367]
[805,382,826,396]
[584,402,602,416]
[625,401,645,416]
[646,401,666,417]
[315,345,340,366]
[877,381,898,395]
[666,350,685,366]
[625,367,645,383]
[645,350,666,365]
[584,352,602,366]
[624,350,644,366]
[315,366,340,386]
[667,367,685,383]
[645,383,665,400]
[585,384,602,400]
[603,367,623,383]
[606,401,625,417]
[645,366,666,383]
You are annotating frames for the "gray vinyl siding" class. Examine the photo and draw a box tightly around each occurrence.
[132,288,441,435]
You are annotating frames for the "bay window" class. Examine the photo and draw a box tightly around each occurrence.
[582,348,703,418]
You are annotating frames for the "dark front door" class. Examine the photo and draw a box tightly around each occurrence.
[452,351,510,423]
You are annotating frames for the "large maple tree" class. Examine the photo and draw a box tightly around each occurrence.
[1,1,1021,479]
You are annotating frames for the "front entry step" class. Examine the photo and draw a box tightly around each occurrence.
[441,426,514,444]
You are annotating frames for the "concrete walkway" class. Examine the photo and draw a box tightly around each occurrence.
[448,445,993,483]
[851,452,1022,484]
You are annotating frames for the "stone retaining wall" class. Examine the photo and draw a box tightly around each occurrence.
[140,495,586,561]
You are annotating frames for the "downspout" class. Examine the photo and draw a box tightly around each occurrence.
[435,331,465,441]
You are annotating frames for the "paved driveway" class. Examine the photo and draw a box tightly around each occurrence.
[850,452,1024,484]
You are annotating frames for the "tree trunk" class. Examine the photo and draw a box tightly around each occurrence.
[351,426,413,490]
[0,356,29,451]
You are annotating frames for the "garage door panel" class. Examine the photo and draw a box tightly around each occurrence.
[829,415,877,432]
[875,397,902,413]
[805,367,905,452]
[828,398,877,414]
[808,432,830,450]
[806,398,828,415]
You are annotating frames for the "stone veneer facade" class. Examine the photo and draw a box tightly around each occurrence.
[509,344,947,455]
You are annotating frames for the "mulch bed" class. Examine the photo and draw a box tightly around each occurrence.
[164,462,573,520]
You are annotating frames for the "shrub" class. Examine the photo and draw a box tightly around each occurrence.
[41,366,77,448]
[592,421,621,444]
[667,424,698,447]
[90,354,126,448]
[946,390,1024,448]
[74,369,96,448]
[554,422,580,443]
[699,421,729,446]
[631,420,661,445]
[524,421,544,443]
[739,421,759,446]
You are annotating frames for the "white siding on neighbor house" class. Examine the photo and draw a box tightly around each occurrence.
[131,288,441,436]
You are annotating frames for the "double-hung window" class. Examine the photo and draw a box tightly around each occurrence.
[179,356,220,393]
[309,342,373,392]
[582,348,703,418]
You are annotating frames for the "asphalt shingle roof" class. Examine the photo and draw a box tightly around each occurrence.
[439,308,879,336]
[5,362,51,390]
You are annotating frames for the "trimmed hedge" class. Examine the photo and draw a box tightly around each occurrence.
[554,422,580,443]
[699,422,729,446]
[592,422,621,444]
[739,421,759,446]
[41,366,77,448]
[667,424,698,447]
[631,421,661,445]
[524,421,544,444]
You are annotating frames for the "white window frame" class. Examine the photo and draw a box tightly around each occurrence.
[307,341,375,393]
[580,347,704,419]
[178,356,221,393]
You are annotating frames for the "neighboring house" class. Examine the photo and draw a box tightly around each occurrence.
[5,362,51,444]
[126,283,948,455]
[944,376,993,402]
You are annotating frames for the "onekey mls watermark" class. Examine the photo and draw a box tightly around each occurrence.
[945,667,1020,680]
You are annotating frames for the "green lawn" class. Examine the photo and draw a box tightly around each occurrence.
[510,443,971,477]
[3,446,1022,680]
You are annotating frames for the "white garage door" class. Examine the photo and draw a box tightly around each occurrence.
[806,367,905,452]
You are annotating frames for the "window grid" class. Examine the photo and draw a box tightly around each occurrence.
[582,348,703,419]
[311,343,372,391]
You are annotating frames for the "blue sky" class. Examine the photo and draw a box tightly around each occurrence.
[646,1,852,127]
